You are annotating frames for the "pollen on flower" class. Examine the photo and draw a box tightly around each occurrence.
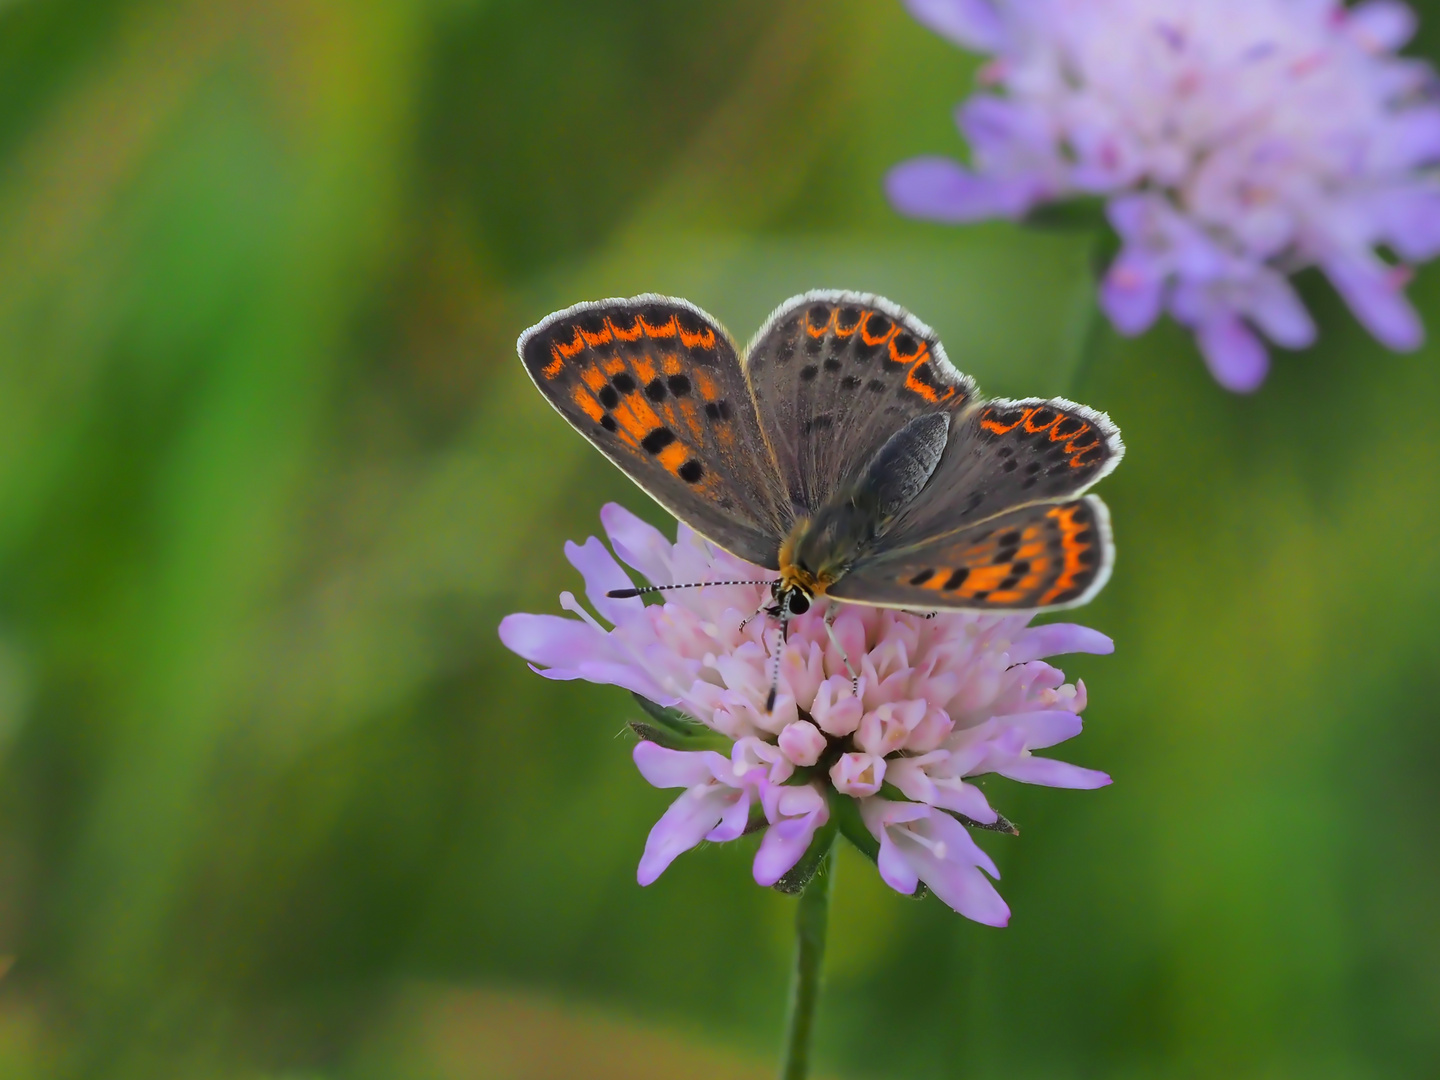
[889,0,1440,393]
[498,504,1115,925]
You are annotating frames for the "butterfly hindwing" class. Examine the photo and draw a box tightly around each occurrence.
[880,396,1124,544]
[518,296,791,567]
[744,291,976,513]
[829,495,1114,611]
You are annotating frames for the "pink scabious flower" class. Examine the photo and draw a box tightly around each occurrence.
[498,504,1113,927]
[888,0,1440,392]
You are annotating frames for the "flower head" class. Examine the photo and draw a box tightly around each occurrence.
[499,505,1113,926]
[889,0,1440,391]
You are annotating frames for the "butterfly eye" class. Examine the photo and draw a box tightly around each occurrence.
[788,591,811,615]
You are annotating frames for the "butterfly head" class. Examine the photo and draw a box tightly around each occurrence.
[766,577,812,618]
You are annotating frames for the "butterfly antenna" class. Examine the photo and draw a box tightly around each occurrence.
[607,579,771,599]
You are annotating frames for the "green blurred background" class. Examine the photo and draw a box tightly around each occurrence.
[0,0,1437,1077]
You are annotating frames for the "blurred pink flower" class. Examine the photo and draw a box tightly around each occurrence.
[889,0,1440,391]
[499,504,1113,926]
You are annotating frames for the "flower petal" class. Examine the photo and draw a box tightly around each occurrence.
[886,158,1038,222]
[637,785,734,885]
[498,612,612,669]
[1009,623,1114,664]
[830,752,887,798]
[566,536,643,624]
[917,813,1010,926]
[1378,106,1440,171]
[572,660,671,702]
[601,502,674,586]
[707,785,754,843]
[1374,184,1440,262]
[1324,254,1424,351]
[1002,709,1085,750]
[1195,316,1271,393]
[1100,252,1165,336]
[633,742,728,789]
[1347,0,1417,50]
[903,0,1005,51]
[996,754,1111,789]
[1244,272,1316,350]
[753,786,828,886]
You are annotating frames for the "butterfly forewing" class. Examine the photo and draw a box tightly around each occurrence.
[881,396,1124,544]
[744,291,976,513]
[830,495,1114,611]
[518,296,791,567]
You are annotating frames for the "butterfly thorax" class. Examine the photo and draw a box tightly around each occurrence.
[773,410,958,614]
[775,522,835,612]
[773,496,881,614]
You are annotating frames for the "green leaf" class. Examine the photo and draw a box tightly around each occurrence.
[629,693,731,751]
[942,807,1020,836]
[631,692,701,732]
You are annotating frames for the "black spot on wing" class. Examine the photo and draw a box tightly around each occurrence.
[641,427,676,455]
[676,309,710,340]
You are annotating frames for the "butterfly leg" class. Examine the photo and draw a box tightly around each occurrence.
[824,604,860,698]
[737,597,769,634]
[739,582,782,634]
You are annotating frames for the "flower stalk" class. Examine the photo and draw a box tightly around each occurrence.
[781,832,837,1080]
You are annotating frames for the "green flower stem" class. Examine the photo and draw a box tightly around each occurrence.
[1067,290,1104,393]
[779,834,837,1080]
[1066,226,1119,394]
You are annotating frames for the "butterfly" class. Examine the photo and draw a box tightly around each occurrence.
[517,290,1122,643]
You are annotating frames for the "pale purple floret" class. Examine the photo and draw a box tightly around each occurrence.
[888,0,1440,392]
[499,505,1114,927]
